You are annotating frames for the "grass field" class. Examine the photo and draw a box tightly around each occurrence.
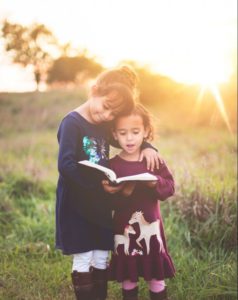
[0,90,237,300]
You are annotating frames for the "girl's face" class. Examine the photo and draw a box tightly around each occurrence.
[113,114,149,156]
[88,93,122,124]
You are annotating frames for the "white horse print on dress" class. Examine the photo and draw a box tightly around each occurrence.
[129,211,165,255]
[114,225,136,255]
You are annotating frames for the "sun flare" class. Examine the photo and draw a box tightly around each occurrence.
[194,83,233,132]
[0,0,236,91]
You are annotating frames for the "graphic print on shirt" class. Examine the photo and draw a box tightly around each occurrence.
[83,136,108,163]
[114,211,165,256]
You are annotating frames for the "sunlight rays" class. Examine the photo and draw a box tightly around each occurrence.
[194,86,206,112]
[194,83,232,133]
[209,85,232,133]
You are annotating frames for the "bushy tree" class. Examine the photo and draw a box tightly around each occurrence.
[47,55,103,85]
[1,20,58,90]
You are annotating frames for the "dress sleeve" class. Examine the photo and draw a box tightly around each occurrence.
[151,161,175,201]
[57,116,102,190]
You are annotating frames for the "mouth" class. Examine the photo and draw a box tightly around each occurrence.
[126,144,135,149]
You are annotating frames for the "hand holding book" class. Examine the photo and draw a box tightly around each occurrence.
[102,179,136,197]
[101,179,125,194]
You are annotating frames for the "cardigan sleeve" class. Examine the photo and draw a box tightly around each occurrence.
[57,116,102,190]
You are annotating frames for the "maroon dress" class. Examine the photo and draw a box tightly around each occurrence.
[109,155,176,283]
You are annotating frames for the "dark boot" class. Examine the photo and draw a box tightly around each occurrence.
[71,270,94,300]
[122,287,138,300]
[150,288,169,300]
[92,267,108,300]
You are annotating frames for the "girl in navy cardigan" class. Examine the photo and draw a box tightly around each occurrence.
[56,66,161,300]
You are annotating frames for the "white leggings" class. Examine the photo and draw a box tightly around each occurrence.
[72,250,109,272]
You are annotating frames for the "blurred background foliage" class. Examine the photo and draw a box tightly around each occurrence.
[0,19,237,300]
[1,19,237,131]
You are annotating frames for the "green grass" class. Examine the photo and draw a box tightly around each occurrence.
[0,90,237,299]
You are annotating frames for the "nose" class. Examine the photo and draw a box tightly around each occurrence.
[126,133,133,141]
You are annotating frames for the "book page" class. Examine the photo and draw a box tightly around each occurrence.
[116,173,157,184]
[78,160,117,182]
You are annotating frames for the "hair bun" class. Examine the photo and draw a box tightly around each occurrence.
[119,65,139,89]
[95,65,139,99]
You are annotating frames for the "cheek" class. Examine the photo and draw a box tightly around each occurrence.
[117,136,125,144]
[109,115,115,121]
[138,134,145,142]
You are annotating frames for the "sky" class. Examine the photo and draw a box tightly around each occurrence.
[0,0,237,91]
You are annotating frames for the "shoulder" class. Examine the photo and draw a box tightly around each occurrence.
[109,155,119,164]
[62,111,81,123]
[154,160,174,177]
[109,155,121,167]
[57,112,83,139]
[59,111,83,130]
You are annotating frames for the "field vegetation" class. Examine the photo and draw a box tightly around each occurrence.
[0,90,236,299]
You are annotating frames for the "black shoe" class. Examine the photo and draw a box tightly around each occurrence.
[71,270,94,300]
[92,267,108,300]
[150,288,169,300]
[122,287,138,300]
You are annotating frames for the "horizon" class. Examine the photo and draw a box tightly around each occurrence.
[0,0,237,92]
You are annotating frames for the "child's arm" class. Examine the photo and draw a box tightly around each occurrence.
[139,147,162,172]
[58,116,102,190]
[144,160,175,201]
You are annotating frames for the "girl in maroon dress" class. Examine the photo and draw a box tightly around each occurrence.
[102,103,175,300]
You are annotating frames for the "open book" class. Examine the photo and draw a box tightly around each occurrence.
[78,160,157,184]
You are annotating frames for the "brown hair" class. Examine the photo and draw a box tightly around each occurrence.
[91,65,139,117]
[95,65,139,100]
[93,82,135,116]
[114,103,155,141]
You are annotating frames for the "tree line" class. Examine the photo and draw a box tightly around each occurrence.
[1,20,236,130]
[1,20,104,90]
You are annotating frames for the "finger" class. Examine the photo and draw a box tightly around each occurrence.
[158,153,164,164]
[146,156,151,170]
[155,154,160,170]
[150,157,155,172]
[139,152,144,162]
[151,180,157,187]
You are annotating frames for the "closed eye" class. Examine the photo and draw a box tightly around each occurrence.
[103,103,110,110]
[118,130,126,135]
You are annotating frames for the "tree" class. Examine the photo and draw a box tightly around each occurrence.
[1,20,58,90]
[47,55,103,85]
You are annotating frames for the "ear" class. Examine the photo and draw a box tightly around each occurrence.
[144,127,149,140]
[91,84,98,96]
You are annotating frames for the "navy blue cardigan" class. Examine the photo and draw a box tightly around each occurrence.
[55,111,114,254]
